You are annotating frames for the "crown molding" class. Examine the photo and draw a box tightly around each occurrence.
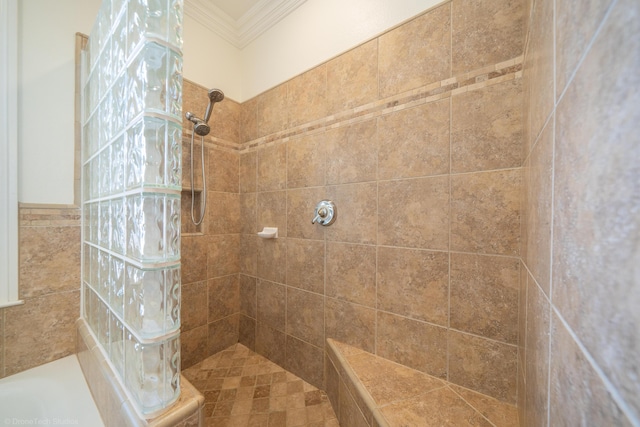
[184,0,307,49]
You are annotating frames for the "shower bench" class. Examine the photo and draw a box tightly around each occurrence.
[324,338,518,427]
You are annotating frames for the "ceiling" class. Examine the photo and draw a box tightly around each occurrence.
[184,0,308,49]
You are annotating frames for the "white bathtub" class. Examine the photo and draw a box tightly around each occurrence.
[0,355,104,426]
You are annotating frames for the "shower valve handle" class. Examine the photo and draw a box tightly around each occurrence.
[311,200,336,226]
[311,208,327,224]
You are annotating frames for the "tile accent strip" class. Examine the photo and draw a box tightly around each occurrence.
[241,56,523,153]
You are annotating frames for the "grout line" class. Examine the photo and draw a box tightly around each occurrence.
[552,307,640,427]
[448,385,499,427]
[554,0,619,105]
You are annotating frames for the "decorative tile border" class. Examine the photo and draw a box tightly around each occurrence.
[241,56,523,153]
[19,205,81,227]
[180,133,242,154]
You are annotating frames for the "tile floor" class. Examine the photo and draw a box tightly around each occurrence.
[182,344,339,427]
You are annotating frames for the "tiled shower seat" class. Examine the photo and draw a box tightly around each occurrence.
[325,339,518,427]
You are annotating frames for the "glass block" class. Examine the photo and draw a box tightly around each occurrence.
[165,266,181,331]
[97,297,110,353]
[99,100,112,149]
[96,0,111,53]
[81,0,184,415]
[98,250,111,301]
[82,93,98,152]
[147,0,169,41]
[111,197,126,255]
[110,255,125,316]
[109,314,125,378]
[82,164,91,206]
[111,76,127,137]
[112,3,127,59]
[98,200,111,249]
[164,335,181,403]
[127,0,145,57]
[83,112,99,161]
[165,195,180,260]
[168,0,184,50]
[88,157,98,201]
[99,146,111,197]
[167,50,182,118]
[166,121,182,188]
[99,37,112,100]
[145,43,168,114]
[90,246,99,289]
[126,57,144,123]
[83,203,91,245]
[126,194,164,262]
[112,0,126,22]
[89,202,99,244]
[126,117,167,190]
[124,332,180,413]
[82,243,91,285]
[125,265,165,337]
[111,136,125,194]
[128,44,169,119]
[87,286,100,337]
[88,19,100,72]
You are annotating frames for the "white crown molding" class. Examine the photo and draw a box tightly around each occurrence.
[184,0,307,49]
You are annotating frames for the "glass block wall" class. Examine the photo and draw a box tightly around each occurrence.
[81,0,183,415]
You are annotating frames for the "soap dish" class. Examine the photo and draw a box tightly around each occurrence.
[257,227,278,239]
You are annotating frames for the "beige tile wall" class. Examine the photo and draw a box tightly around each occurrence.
[0,206,81,378]
[520,0,639,425]
[235,0,525,403]
[14,7,635,426]
[180,80,243,369]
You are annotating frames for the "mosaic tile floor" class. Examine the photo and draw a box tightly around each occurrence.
[182,344,339,427]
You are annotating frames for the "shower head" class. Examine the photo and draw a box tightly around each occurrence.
[208,88,225,103]
[203,88,225,124]
[186,88,225,137]
[193,122,210,136]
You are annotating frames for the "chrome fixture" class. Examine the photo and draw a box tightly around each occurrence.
[185,88,224,137]
[185,88,225,225]
[311,200,337,226]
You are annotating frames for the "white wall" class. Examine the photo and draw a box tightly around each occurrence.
[18,0,100,204]
[240,0,442,100]
[18,0,439,204]
[182,14,242,101]
[185,0,442,101]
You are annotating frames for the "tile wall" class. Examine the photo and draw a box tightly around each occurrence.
[3,1,637,424]
[179,80,243,369]
[2,0,525,408]
[520,0,639,425]
[236,0,525,404]
[0,206,81,378]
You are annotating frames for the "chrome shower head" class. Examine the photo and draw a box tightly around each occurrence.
[193,122,210,136]
[185,88,225,137]
[203,88,225,124]
[208,88,225,103]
